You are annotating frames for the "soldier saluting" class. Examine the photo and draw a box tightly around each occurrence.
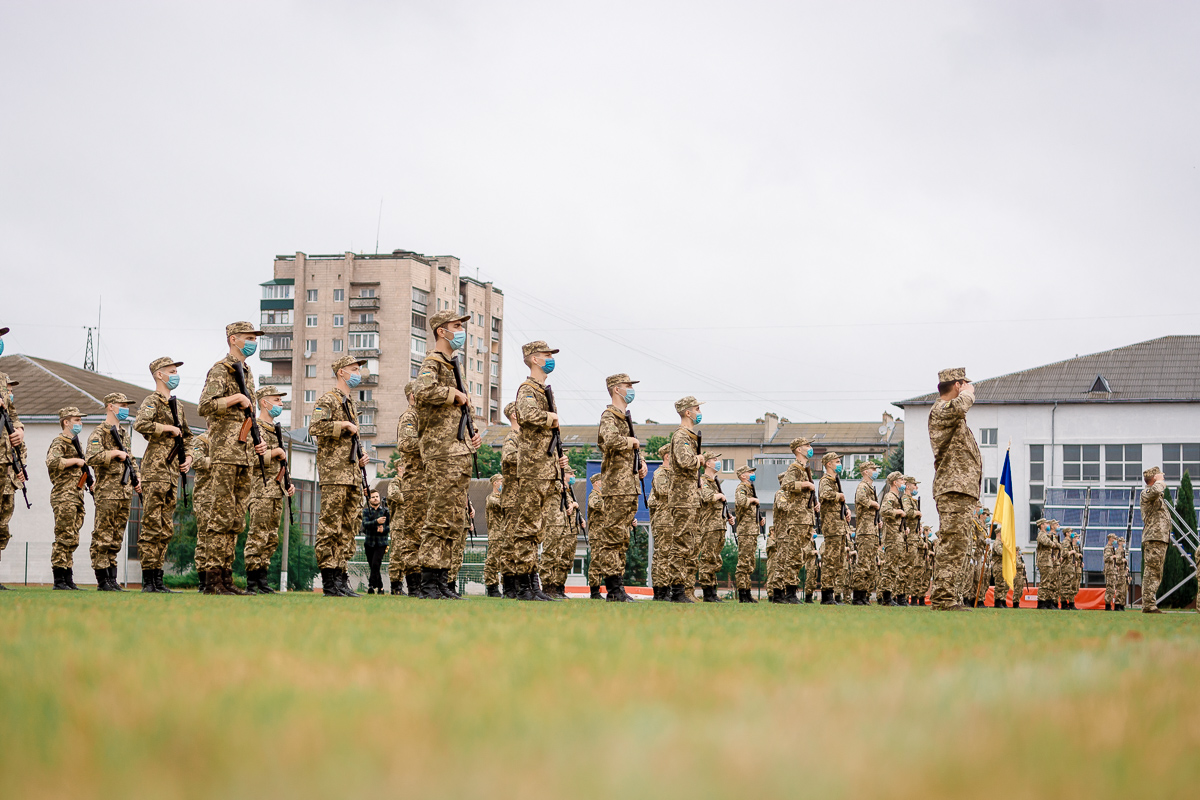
[1139,466,1170,614]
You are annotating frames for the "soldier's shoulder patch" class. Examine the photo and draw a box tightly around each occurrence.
[310,408,326,422]
[418,369,434,378]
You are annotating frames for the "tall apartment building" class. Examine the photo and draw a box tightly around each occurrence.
[258,250,504,461]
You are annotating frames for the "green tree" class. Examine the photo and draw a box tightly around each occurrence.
[166,492,198,575]
[644,435,670,460]
[853,458,885,479]
[567,444,596,476]
[885,441,904,475]
[623,525,649,585]
[1160,472,1198,609]
[377,450,402,479]
[268,517,320,591]
[476,445,502,478]
[717,537,738,583]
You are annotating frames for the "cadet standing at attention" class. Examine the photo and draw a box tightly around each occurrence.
[696,451,728,603]
[1010,545,1028,608]
[190,432,212,592]
[732,465,760,603]
[390,382,424,598]
[666,397,705,603]
[594,373,647,603]
[990,532,1009,607]
[198,322,267,596]
[878,471,906,606]
[850,461,881,605]
[0,371,27,590]
[817,452,852,605]
[586,473,606,599]
[1139,466,1169,614]
[245,386,291,594]
[1102,533,1121,610]
[927,368,982,611]
[133,357,193,594]
[496,402,521,598]
[769,438,814,604]
[45,407,87,590]
[413,311,482,600]
[648,444,673,600]
[1034,518,1056,609]
[385,462,406,595]
[802,529,820,603]
[483,473,505,596]
[85,393,141,591]
[309,354,370,598]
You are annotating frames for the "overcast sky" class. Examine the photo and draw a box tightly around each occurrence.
[3,1,1197,431]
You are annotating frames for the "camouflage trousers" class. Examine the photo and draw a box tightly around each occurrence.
[765,524,796,591]
[735,529,757,590]
[417,456,470,571]
[667,504,700,587]
[493,511,518,578]
[1141,540,1167,612]
[245,494,283,571]
[786,520,812,585]
[850,534,880,592]
[205,464,252,570]
[649,511,673,588]
[539,520,575,585]
[387,500,405,583]
[1012,568,1026,602]
[1104,571,1122,605]
[880,534,905,594]
[138,480,177,570]
[930,492,974,609]
[390,470,427,578]
[51,495,85,569]
[448,523,468,586]
[315,484,363,571]
[510,477,556,575]
[1035,556,1055,602]
[803,545,820,593]
[821,535,847,591]
[0,486,13,561]
[697,527,725,587]
[208,533,237,571]
[991,562,1011,605]
[90,498,130,569]
[836,552,851,598]
[593,495,636,579]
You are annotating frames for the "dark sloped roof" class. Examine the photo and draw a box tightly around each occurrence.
[896,335,1200,406]
[0,354,204,425]
[480,420,901,449]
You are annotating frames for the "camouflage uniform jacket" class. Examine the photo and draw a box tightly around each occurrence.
[734,482,757,534]
[667,427,702,508]
[1035,529,1059,560]
[1140,482,1170,543]
[85,423,139,502]
[900,493,920,538]
[818,474,847,537]
[854,477,878,536]
[250,423,284,500]
[928,392,982,500]
[396,407,422,474]
[485,491,504,538]
[387,475,402,507]
[198,355,257,466]
[309,389,360,486]
[780,462,815,523]
[648,465,671,511]
[0,393,26,475]
[586,486,604,524]
[1103,543,1117,571]
[773,489,791,529]
[134,392,194,484]
[413,351,472,461]
[597,405,638,496]
[990,539,1004,568]
[45,432,86,503]
[698,475,724,533]
[191,433,211,477]
[515,379,556,481]
[499,431,520,509]
[880,491,904,543]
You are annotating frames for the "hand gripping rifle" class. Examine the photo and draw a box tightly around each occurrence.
[72,434,95,496]
[232,362,267,486]
[0,406,30,508]
[164,396,190,509]
[273,421,294,529]
[340,394,370,501]
[624,410,646,497]
[110,424,139,490]
[808,468,822,537]
[450,356,480,478]
[543,384,571,513]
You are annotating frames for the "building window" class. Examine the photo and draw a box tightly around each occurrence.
[303,415,311,427]
[412,287,428,313]
[411,337,426,356]
[332,339,344,353]
[410,361,421,378]
[357,313,374,323]
[350,332,377,350]
[260,309,292,325]
[476,383,483,396]
[1105,445,1142,482]
[262,284,293,299]
[306,315,318,328]
[306,289,318,302]
[1163,444,1200,482]
[1029,445,1045,535]
[304,339,317,354]
[475,405,484,417]
[304,365,317,378]
[359,288,375,298]
[491,362,499,378]
[357,389,372,402]
[304,390,316,403]
[721,459,734,472]
[332,314,344,328]
[412,312,427,331]
[980,428,998,446]
[333,288,344,302]
[983,477,998,495]
[260,335,291,351]
[1062,445,1100,482]
[358,413,374,425]
[491,317,501,336]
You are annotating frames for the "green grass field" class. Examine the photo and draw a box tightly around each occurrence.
[2,589,1198,799]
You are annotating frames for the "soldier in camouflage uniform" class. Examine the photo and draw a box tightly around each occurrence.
[496,402,521,597]
[928,368,982,611]
[413,311,482,599]
[586,475,605,598]
[649,444,673,600]
[540,468,580,600]
[594,373,648,603]
[198,322,268,596]
[1011,547,1028,608]
[245,386,292,594]
[902,477,925,604]
[666,396,705,603]
[1034,518,1058,609]
[1102,533,1120,610]
[1139,466,1170,614]
[190,432,212,592]
[1047,519,1066,608]
[309,354,371,598]
[0,371,27,590]
[85,392,141,591]
[45,406,87,590]
[989,533,1010,607]
[132,357,193,593]
[446,499,473,600]
[817,452,852,605]
[388,382,424,597]
[483,473,505,596]
[733,465,760,603]
[1062,528,1083,609]
[802,529,820,602]
[850,461,881,605]
[697,451,730,603]
[878,471,907,605]
[386,463,406,594]
[769,437,815,604]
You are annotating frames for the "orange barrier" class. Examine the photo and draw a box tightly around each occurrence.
[982,587,1109,609]
[564,585,653,597]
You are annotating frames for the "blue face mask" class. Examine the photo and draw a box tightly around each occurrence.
[568,477,576,486]
[623,388,635,404]
[0,339,4,357]
[541,357,555,374]
[346,372,362,388]
[693,412,702,425]
[748,474,756,482]
[71,423,83,435]
[240,340,257,357]
[116,407,130,421]
[165,374,180,391]
[911,489,918,497]
[449,331,466,351]
[268,404,283,418]
[835,464,843,475]
[806,447,814,458]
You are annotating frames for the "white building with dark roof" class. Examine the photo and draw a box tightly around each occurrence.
[896,335,1200,585]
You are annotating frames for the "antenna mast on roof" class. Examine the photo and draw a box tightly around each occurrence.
[83,297,101,372]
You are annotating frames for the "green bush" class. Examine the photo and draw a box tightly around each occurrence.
[623,526,649,585]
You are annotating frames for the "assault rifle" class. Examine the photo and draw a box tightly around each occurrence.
[624,410,646,497]
[808,468,822,536]
[0,405,30,508]
[340,394,370,501]
[543,384,571,514]
[232,361,267,486]
[695,430,703,488]
[71,433,95,495]
[164,396,190,508]
[110,424,139,489]
[450,356,479,478]
[273,421,293,529]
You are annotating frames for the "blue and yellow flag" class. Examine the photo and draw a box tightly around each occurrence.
[992,448,1017,586]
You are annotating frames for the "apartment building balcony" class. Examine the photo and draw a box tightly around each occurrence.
[349,297,380,311]
[261,324,294,336]
[362,374,378,386]
[259,374,291,386]
[358,424,377,437]
[280,400,292,411]
[350,348,381,359]
[349,321,379,333]
[261,348,293,362]
[357,400,378,413]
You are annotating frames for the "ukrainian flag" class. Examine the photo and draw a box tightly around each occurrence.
[992,448,1017,586]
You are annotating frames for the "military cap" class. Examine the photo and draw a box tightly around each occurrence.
[331,354,368,374]
[1143,466,1163,482]
[605,373,640,390]
[886,470,904,484]
[103,392,134,405]
[821,451,841,466]
[1063,527,1074,534]
[1034,518,1048,527]
[521,340,560,359]
[225,321,264,337]
[590,473,603,484]
[859,460,880,472]
[904,475,920,484]
[489,473,504,484]
[404,381,416,397]
[429,310,470,334]
[789,437,811,453]
[735,465,755,477]
[657,444,672,459]
[702,450,721,462]
[674,396,704,414]
[0,327,7,336]
[503,401,517,421]
[0,373,17,387]
[938,367,971,383]
[58,406,82,420]
[148,356,183,375]
[255,386,287,401]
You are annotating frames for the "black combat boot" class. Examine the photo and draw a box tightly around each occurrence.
[244,570,262,595]
[65,568,81,590]
[321,568,341,597]
[486,583,502,597]
[418,569,441,599]
[406,572,422,597]
[95,568,114,591]
[671,585,696,603]
[531,572,558,601]
[881,590,893,606]
[338,570,360,597]
[1104,601,1112,610]
[108,566,125,591]
[437,569,461,599]
[767,589,782,604]
[590,584,603,600]
[257,572,275,594]
[699,585,715,603]
[736,588,748,603]
[197,570,207,593]
[141,568,158,592]
[781,585,798,605]
[52,567,69,590]
[817,588,832,605]
[155,569,178,593]
[652,586,667,601]
[502,574,518,599]
[518,573,551,601]
[605,576,623,602]
[613,577,635,602]
[994,595,1005,608]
